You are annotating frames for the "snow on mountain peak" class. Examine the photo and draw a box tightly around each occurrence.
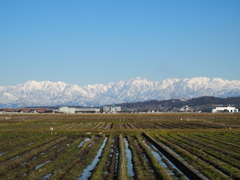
[0,77,240,107]
[22,80,67,92]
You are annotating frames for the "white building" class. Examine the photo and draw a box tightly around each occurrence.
[59,107,76,113]
[212,107,238,113]
[103,106,111,112]
[59,106,101,113]
[111,106,121,112]
[103,105,121,113]
[75,108,100,113]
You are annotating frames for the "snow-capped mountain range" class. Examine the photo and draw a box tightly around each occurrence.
[1,77,240,107]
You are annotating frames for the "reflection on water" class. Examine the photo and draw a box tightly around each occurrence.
[124,138,134,179]
[78,137,108,180]
[78,138,90,148]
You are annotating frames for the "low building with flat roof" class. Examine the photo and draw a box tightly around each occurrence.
[103,104,121,113]
[59,107,76,113]
[75,108,100,113]
[212,107,238,113]
[59,107,100,113]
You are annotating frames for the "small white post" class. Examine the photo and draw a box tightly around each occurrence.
[50,127,53,134]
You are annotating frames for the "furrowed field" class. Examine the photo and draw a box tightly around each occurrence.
[0,113,240,180]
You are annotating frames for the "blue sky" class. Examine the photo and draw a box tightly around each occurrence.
[1,1,240,86]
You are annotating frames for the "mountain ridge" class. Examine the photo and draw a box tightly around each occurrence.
[1,77,240,107]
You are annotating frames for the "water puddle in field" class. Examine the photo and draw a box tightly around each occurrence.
[142,154,154,172]
[50,145,58,150]
[106,160,111,166]
[215,168,230,178]
[10,155,20,160]
[108,124,113,129]
[58,147,65,152]
[124,138,134,179]
[114,148,119,177]
[192,155,229,178]
[21,156,37,167]
[40,173,52,180]
[87,141,95,148]
[143,140,188,180]
[21,161,28,166]
[39,144,60,155]
[155,139,188,163]
[35,160,51,169]
[105,144,115,172]
[77,137,108,180]
[0,151,7,156]
[158,139,214,179]
[26,142,34,146]
[78,138,90,148]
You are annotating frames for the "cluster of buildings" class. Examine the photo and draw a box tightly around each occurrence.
[167,105,238,113]
[0,105,122,114]
[0,108,51,113]
[0,104,238,114]
[173,105,238,113]
[59,105,122,113]
[54,105,239,114]
[59,107,101,113]
[211,106,238,113]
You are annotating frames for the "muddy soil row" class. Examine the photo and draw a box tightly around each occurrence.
[155,133,236,179]
[0,135,52,157]
[169,134,240,170]
[88,134,189,180]
[0,132,239,180]
[178,134,240,159]
[48,136,103,179]
[0,136,74,179]
[142,133,207,180]
[0,135,60,164]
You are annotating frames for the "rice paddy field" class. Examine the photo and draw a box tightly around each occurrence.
[0,113,240,180]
